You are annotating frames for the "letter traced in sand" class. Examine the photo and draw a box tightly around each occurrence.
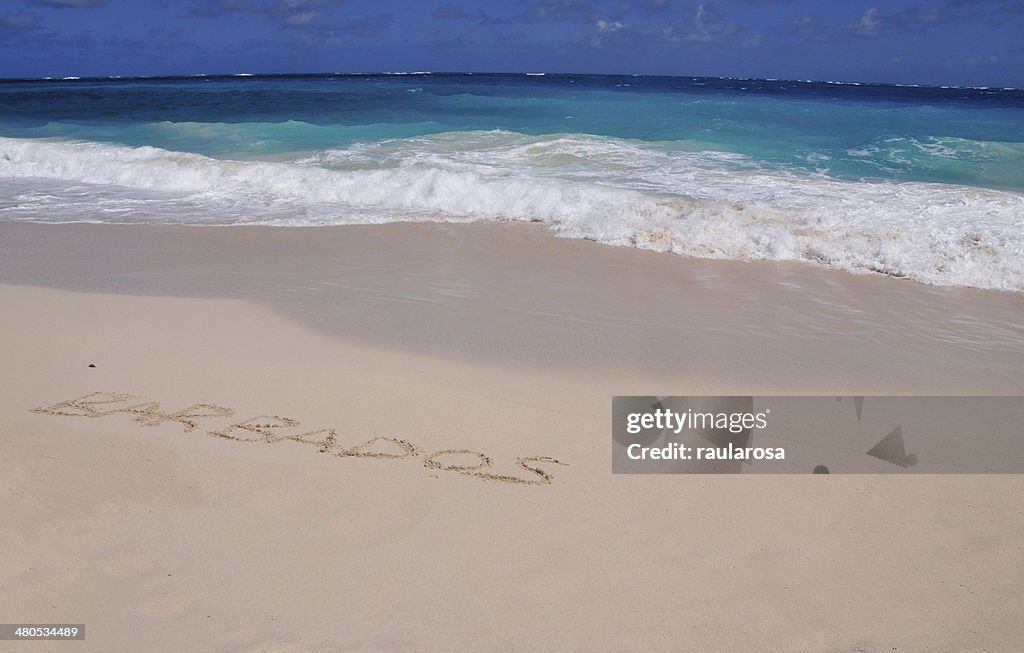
[31,392,568,486]
[338,436,422,460]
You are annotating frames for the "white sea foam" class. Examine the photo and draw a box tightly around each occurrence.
[2,133,1023,291]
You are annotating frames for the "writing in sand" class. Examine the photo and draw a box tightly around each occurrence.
[31,392,568,486]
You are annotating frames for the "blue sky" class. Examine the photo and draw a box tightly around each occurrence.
[1,0,1021,85]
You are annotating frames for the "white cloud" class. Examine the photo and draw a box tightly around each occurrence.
[596,19,624,32]
[851,7,880,36]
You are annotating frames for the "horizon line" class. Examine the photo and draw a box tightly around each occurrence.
[0,70,1020,92]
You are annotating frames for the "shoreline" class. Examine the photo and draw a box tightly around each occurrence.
[3,219,1024,392]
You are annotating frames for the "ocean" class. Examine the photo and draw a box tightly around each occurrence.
[1,72,1023,290]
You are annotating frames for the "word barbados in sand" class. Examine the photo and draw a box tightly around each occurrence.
[30,392,568,486]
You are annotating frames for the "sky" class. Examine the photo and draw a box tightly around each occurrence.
[0,0,1021,86]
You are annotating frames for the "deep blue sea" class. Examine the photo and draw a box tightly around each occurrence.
[2,73,1023,289]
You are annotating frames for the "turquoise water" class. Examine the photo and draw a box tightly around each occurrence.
[1,73,1023,289]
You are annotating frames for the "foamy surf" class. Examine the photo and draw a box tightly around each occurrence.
[1,133,1023,291]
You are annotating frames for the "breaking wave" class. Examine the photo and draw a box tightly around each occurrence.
[2,132,1023,291]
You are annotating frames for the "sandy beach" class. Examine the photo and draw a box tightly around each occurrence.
[2,220,1024,651]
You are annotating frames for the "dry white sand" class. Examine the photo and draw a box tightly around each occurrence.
[2,221,1023,651]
